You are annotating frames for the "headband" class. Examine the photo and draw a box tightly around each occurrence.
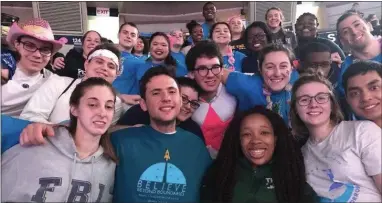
[88,49,120,70]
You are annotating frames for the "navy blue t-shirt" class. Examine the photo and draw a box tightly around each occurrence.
[111,126,211,203]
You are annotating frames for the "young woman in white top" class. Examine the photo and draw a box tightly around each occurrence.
[1,18,65,117]
[20,43,128,125]
[290,70,382,202]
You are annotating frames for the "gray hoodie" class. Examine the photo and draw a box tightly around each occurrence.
[1,127,115,203]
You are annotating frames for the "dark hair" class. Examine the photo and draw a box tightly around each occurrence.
[203,106,306,203]
[296,12,319,26]
[366,14,377,22]
[186,20,202,34]
[299,42,331,62]
[243,21,272,48]
[343,60,382,95]
[258,43,295,70]
[118,22,138,34]
[203,1,215,10]
[290,70,344,136]
[101,37,114,44]
[82,30,101,45]
[210,22,232,40]
[67,77,118,162]
[336,11,365,35]
[149,32,177,72]
[132,36,149,55]
[176,77,202,94]
[139,65,178,100]
[265,7,284,26]
[185,40,223,72]
[87,43,122,73]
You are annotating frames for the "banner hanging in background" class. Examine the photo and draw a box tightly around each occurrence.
[54,35,83,47]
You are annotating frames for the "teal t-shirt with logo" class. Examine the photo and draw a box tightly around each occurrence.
[111,125,212,203]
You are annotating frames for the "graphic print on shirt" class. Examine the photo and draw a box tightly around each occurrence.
[136,149,187,201]
[31,177,108,203]
[320,169,360,202]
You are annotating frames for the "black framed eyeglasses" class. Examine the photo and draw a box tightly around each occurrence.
[19,41,52,56]
[194,64,222,77]
[297,93,331,106]
[182,95,200,109]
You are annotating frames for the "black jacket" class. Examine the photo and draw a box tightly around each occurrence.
[55,47,85,79]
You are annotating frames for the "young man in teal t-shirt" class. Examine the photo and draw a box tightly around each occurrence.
[111,66,211,203]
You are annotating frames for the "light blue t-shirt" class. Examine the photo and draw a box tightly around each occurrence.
[1,115,32,153]
[171,51,187,72]
[337,53,382,97]
[223,51,247,73]
[111,125,211,203]
[225,70,299,124]
[112,51,145,95]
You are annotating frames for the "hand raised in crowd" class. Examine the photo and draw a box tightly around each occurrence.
[331,52,343,65]
[119,94,141,105]
[19,123,56,146]
[52,56,65,70]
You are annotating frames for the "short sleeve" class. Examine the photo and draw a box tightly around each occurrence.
[357,121,382,176]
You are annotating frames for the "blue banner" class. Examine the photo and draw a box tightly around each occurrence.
[54,35,83,46]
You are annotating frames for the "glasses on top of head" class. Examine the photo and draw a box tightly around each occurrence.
[19,41,52,57]
[194,64,222,77]
[297,92,331,106]
[182,95,200,109]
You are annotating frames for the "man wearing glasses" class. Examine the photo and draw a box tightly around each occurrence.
[186,40,237,158]
[117,76,205,141]
[299,42,339,87]
[2,18,64,117]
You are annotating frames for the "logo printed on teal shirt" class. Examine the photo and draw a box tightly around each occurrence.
[136,149,187,201]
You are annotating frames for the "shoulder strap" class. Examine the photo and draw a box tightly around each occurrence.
[59,78,77,98]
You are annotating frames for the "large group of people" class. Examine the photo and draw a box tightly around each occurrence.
[1,2,381,203]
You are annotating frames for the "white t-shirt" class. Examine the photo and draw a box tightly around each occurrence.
[1,68,52,117]
[302,121,382,202]
[20,74,130,125]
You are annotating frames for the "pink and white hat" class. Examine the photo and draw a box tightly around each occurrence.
[6,18,66,53]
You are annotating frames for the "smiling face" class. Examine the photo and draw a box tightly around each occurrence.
[260,51,292,92]
[295,82,332,128]
[295,14,318,39]
[191,25,204,43]
[150,35,170,61]
[14,36,53,74]
[140,75,181,125]
[229,16,244,34]
[338,14,373,51]
[178,86,199,121]
[240,113,276,167]
[134,37,145,53]
[84,56,118,84]
[82,31,101,57]
[189,56,222,95]
[346,71,382,122]
[247,26,268,52]
[71,85,115,136]
[212,23,231,45]
[118,24,138,50]
[266,9,283,29]
[203,3,216,21]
